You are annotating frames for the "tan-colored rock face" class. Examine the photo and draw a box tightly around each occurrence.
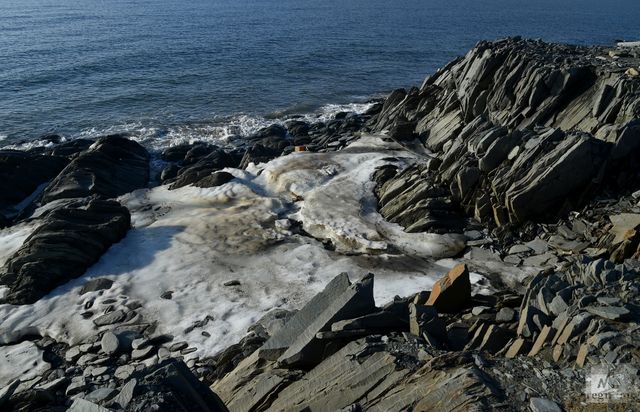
[426,263,471,313]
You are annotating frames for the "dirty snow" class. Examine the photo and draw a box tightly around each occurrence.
[0,135,474,363]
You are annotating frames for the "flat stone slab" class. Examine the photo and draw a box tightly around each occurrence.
[586,305,631,321]
[277,274,376,367]
[259,273,351,361]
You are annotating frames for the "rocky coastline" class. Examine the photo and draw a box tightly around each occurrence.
[1,37,640,411]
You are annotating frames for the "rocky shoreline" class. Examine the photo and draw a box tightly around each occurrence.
[1,37,640,411]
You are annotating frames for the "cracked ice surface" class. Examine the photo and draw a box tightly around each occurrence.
[0,135,471,358]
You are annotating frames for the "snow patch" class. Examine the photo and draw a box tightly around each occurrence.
[0,341,49,387]
[0,134,471,360]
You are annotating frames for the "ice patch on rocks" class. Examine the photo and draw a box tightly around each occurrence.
[0,135,470,359]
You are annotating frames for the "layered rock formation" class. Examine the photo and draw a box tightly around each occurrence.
[372,38,640,229]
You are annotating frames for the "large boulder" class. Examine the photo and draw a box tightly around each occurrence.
[41,135,150,204]
[169,151,238,189]
[0,198,130,304]
[239,126,289,169]
[159,142,241,188]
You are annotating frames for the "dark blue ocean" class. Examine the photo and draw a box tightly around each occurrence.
[1,0,639,148]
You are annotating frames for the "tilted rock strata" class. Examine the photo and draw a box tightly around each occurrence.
[372,38,640,228]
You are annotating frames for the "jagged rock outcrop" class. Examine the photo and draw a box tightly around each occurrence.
[41,135,150,204]
[372,38,640,229]
[260,273,376,368]
[210,257,640,411]
[374,163,467,234]
[211,272,503,411]
[0,198,130,304]
[213,339,502,412]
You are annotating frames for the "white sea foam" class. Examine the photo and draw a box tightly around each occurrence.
[1,101,376,153]
[0,134,472,362]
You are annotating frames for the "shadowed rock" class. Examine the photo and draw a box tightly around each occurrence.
[426,264,472,314]
[0,150,69,223]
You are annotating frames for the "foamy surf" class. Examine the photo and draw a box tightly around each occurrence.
[1,100,377,153]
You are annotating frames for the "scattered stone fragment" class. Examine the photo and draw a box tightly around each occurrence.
[91,366,109,377]
[548,295,569,316]
[496,307,515,323]
[505,338,530,359]
[65,346,82,362]
[79,278,114,295]
[596,297,621,305]
[132,337,149,350]
[37,376,69,392]
[576,343,591,368]
[93,310,127,327]
[472,306,490,316]
[132,345,155,360]
[66,378,89,396]
[100,331,120,355]
[69,398,112,412]
[586,305,631,321]
[528,325,554,357]
[158,347,171,359]
[77,353,98,366]
[84,387,117,403]
[508,244,532,254]
[169,342,189,352]
[529,397,562,412]
[112,379,137,409]
[114,365,136,380]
